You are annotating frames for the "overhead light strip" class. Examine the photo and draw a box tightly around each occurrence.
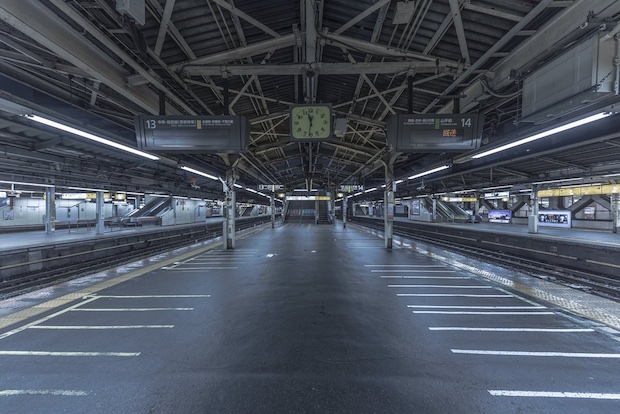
[408,165,450,180]
[472,112,612,159]
[180,166,218,181]
[25,115,159,161]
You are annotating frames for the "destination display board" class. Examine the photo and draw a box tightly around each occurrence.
[135,115,249,153]
[387,113,484,152]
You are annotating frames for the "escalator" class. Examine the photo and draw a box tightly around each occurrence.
[423,198,470,223]
[121,196,171,226]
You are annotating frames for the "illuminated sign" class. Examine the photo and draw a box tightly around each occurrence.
[484,191,510,200]
[339,185,364,192]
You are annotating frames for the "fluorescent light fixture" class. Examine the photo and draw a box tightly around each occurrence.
[353,192,363,196]
[395,179,404,184]
[64,186,106,192]
[0,180,53,188]
[604,173,620,177]
[408,165,450,180]
[293,189,307,192]
[117,191,145,196]
[533,177,583,185]
[559,182,601,188]
[402,196,413,200]
[233,183,243,188]
[518,189,533,193]
[364,188,377,193]
[472,112,612,159]
[180,166,218,181]
[481,185,512,191]
[25,114,159,161]
[246,188,258,193]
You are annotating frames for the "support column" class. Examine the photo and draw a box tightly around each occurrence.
[612,193,620,234]
[45,186,56,234]
[95,190,105,234]
[432,198,437,223]
[343,196,348,228]
[270,194,275,228]
[384,156,395,249]
[223,169,237,250]
[528,187,539,234]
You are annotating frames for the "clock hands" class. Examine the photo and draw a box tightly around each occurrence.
[307,113,314,137]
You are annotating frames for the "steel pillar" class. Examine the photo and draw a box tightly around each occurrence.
[45,186,55,234]
[95,190,105,235]
[612,193,620,234]
[528,188,539,234]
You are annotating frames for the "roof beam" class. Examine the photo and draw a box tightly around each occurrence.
[174,34,296,69]
[424,0,557,113]
[208,0,280,38]
[183,61,453,76]
[334,0,391,35]
[0,0,168,115]
[154,0,176,56]
[448,0,470,65]
[324,33,462,67]
[463,3,522,22]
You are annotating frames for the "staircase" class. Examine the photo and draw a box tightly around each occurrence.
[317,200,330,224]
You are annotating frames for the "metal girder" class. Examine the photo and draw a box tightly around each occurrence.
[183,61,452,76]
[324,32,462,67]
[463,2,522,22]
[173,34,296,69]
[448,0,470,65]
[424,0,557,113]
[449,0,620,112]
[208,0,280,38]
[334,0,391,35]
[154,0,177,56]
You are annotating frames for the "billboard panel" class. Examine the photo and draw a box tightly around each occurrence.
[488,210,512,224]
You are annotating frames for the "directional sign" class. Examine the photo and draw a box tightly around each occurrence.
[387,113,484,152]
[135,115,249,153]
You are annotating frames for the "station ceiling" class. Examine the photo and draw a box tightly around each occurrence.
[1,0,620,201]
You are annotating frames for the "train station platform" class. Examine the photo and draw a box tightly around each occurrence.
[0,222,620,412]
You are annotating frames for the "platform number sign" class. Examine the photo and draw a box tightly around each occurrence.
[387,113,484,152]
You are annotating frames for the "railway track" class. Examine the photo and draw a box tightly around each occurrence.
[0,218,272,298]
[356,220,620,301]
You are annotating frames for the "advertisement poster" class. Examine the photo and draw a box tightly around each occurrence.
[3,209,14,220]
[412,199,421,215]
[488,210,512,224]
[538,210,571,228]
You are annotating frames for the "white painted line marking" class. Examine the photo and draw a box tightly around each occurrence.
[0,389,89,396]
[86,295,210,298]
[430,327,594,332]
[29,325,174,330]
[397,294,512,297]
[166,267,238,270]
[389,285,492,289]
[451,349,620,358]
[414,311,554,315]
[373,270,456,273]
[488,390,620,399]
[381,276,469,279]
[0,296,99,341]
[365,265,447,267]
[71,308,194,312]
[0,351,140,357]
[408,306,545,309]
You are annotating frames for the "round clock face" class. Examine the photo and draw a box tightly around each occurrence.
[291,105,332,139]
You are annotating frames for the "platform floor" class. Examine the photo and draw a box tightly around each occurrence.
[0,222,619,413]
[0,217,228,253]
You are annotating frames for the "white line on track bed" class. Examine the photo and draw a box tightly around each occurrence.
[397,294,512,297]
[28,325,174,329]
[86,295,210,298]
[430,327,594,332]
[374,270,456,273]
[0,390,89,396]
[365,265,448,267]
[381,276,469,279]
[407,305,545,309]
[413,311,555,315]
[488,390,620,399]
[0,351,140,357]
[451,349,620,358]
[71,308,194,312]
[389,285,493,288]
[162,267,238,270]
